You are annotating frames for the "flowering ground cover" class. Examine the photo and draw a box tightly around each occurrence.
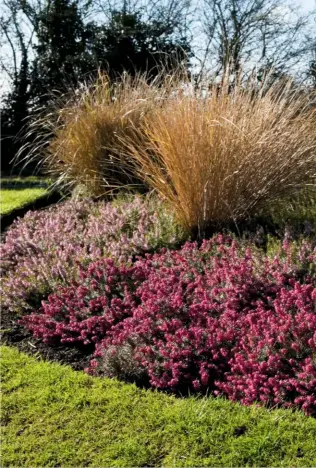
[17,235,316,415]
[0,194,183,314]
[2,346,316,467]
[1,192,316,466]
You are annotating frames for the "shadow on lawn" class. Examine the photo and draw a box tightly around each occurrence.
[1,179,50,190]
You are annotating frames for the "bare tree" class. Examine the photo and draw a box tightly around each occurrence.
[200,0,310,78]
[0,0,94,91]
[306,7,316,86]
[0,0,35,90]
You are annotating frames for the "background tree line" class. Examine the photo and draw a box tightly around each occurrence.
[1,0,315,174]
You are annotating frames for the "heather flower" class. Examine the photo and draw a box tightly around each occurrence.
[1,195,183,313]
[19,235,316,415]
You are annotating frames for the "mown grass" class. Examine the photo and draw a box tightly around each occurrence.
[0,177,51,215]
[0,188,48,215]
[1,346,316,467]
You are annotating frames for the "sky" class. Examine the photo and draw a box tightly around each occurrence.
[299,0,315,9]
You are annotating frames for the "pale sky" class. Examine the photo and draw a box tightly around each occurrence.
[299,0,315,10]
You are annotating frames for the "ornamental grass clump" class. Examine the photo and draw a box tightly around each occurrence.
[20,235,316,415]
[0,195,182,313]
[20,72,316,230]
[21,72,170,196]
[121,77,316,231]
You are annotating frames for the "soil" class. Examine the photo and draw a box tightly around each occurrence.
[1,307,94,371]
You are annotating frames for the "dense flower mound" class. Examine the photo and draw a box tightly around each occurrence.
[20,259,145,345]
[1,195,182,313]
[20,236,316,415]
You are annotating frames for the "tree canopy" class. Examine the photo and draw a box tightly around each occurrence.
[0,0,192,172]
[0,0,315,173]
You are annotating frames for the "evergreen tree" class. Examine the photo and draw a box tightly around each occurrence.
[310,60,316,86]
[86,9,191,79]
[30,0,92,104]
[1,0,191,173]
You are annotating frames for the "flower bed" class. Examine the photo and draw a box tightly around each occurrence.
[1,195,182,313]
[19,235,316,415]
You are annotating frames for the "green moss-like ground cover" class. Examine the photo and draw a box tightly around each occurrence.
[0,188,47,215]
[0,177,52,215]
[1,346,316,467]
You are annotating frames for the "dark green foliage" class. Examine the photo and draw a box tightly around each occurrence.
[310,60,316,87]
[1,0,191,174]
[1,73,30,173]
[31,0,191,97]
[86,10,191,79]
[30,0,92,105]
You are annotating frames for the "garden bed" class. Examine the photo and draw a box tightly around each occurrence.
[2,71,316,467]
[1,191,316,468]
[1,194,315,415]
[0,195,183,373]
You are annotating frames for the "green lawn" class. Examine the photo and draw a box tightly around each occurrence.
[0,177,51,215]
[1,346,316,467]
[0,188,48,215]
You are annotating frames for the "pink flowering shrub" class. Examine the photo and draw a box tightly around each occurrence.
[1,195,182,313]
[20,259,145,345]
[20,235,316,415]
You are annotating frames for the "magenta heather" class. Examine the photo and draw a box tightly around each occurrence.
[19,235,316,415]
[21,259,145,345]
